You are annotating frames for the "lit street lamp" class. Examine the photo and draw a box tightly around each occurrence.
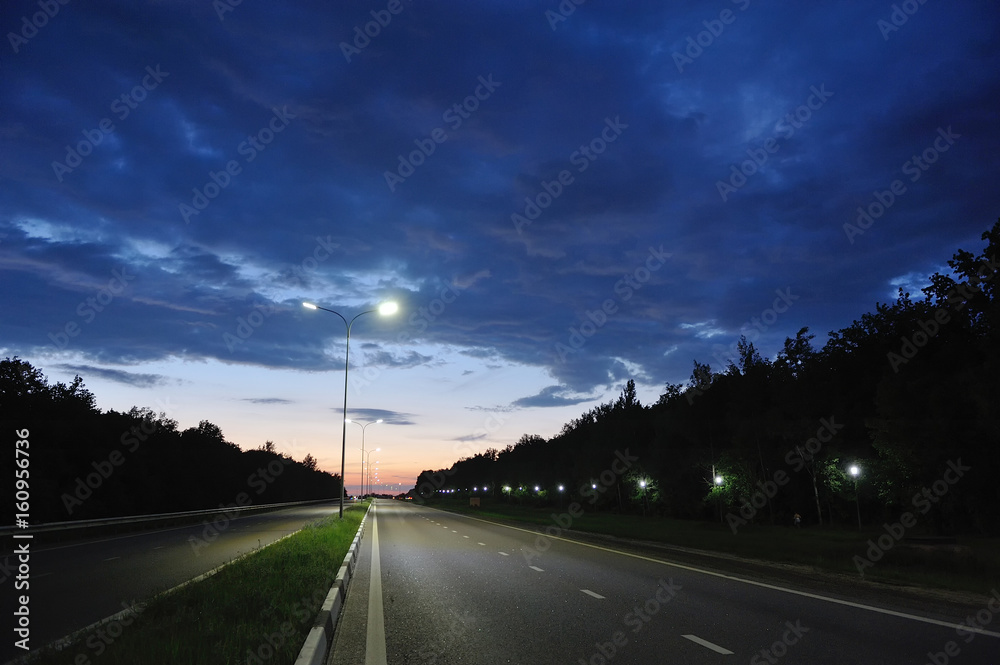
[303,300,398,517]
[713,474,724,523]
[849,464,862,529]
[347,418,382,496]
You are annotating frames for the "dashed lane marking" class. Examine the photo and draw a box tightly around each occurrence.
[682,634,733,655]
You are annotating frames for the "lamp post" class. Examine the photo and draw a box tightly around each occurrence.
[303,300,398,518]
[347,419,382,496]
[366,447,380,497]
[849,464,861,530]
[365,448,382,492]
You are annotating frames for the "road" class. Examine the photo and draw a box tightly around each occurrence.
[331,500,1000,664]
[1,501,342,663]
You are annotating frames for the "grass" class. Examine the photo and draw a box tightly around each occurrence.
[433,498,1000,595]
[30,503,367,665]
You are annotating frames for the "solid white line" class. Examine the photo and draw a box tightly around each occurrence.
[581,589,605,599]
[498,551,509,556]
[421,506,1000,639]
[682,634,734,655]
[365,504,387,665]
[529,566,544,572]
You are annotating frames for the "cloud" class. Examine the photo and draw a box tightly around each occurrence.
[345,408,418,426]
[510,385,598,409]
[55,364,169,388]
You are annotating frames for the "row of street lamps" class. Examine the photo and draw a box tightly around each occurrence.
[347,418,381,498]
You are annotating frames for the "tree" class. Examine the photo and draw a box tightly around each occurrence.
[735,336,765,374]
[196,420,226,442]
[302,453,318,470]
[775,327,816,379]
[127,406,178,433]
[655,382,683,406]
[614,379,641,410]
[0,356,49,405]
[0,357,97,416]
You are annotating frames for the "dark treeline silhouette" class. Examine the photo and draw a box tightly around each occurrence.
[1,360,340,524]
[416,220,1000,535]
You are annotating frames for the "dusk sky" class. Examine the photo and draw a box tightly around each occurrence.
[2,1,998,494]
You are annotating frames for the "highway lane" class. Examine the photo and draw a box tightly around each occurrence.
[331,500,1000,664]
[1,501,342,662]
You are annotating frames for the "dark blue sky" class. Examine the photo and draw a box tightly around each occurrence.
[2,0,998,486]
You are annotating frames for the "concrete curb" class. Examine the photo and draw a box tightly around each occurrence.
[293,502,371,665]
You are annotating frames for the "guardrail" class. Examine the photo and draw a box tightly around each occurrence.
[0,497,349,539]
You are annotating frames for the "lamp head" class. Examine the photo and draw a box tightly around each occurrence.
[378,301,399,316]
[302,302,317,310]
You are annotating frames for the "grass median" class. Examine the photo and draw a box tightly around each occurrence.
[32,502,367,665]
[431,498,1000,595]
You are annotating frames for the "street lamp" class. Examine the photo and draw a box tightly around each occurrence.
[849,464,861,529]
[713,475,724,523]
[366,448,380,497]
[347,418,382,496]
[303,300,398,517]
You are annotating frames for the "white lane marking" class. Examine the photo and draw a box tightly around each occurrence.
[152,546,163,550]
[451,530,457,533]
[581,589,605,599]
[682,634,734,655]
[103,557,120,561]
[365,504,388,665]
[498,552,509,556]
[463,535,469,539]
[426,508,1000,639]
[478,542,486,546]
[529,566,544,572]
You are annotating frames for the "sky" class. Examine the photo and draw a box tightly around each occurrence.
[2,1,999,495]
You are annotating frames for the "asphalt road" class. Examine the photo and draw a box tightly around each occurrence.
[331,500,1000,665]
[1,501,342,663]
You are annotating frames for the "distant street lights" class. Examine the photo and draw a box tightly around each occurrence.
[347,418,382,496]
[303,300,398,518]
[366,447,380,497]
[849,464,862,529]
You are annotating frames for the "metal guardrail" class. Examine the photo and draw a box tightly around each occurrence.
[0,497,347,538]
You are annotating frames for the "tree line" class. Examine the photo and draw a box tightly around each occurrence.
[415,219,1000,535]
[1,359,339,524]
